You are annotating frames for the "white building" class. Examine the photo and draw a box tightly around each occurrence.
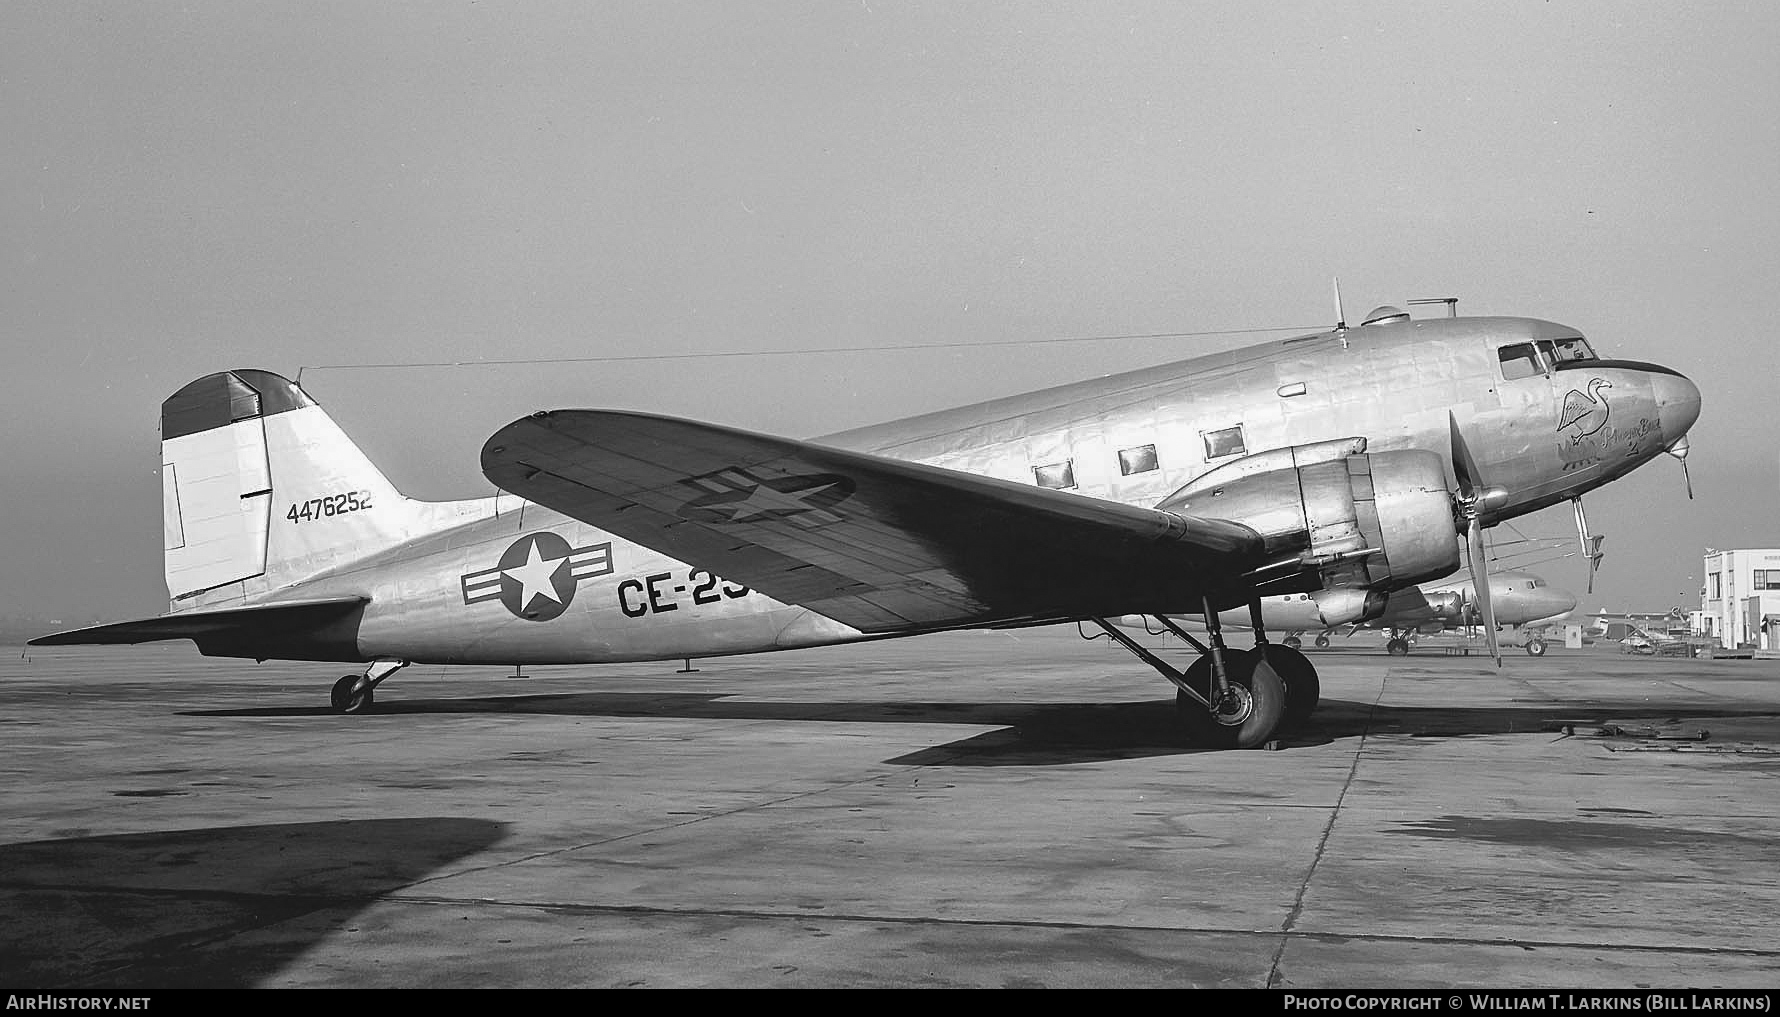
[1700,548,1780,649]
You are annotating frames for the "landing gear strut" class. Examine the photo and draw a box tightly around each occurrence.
[1091,595,1317,748]
[330,659,407,715]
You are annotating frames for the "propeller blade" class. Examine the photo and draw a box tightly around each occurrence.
[1586,535,1605,595]
[1450,413,1500,666]
[1449,412,1482,501]
[1665,435,1694,500]
[1468,517,1502,666]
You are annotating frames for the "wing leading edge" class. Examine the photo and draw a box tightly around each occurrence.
[481,411,1267,632]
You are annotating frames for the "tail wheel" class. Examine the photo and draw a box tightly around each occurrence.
[330,674,375,715]
[1254,644,1320,728]
[1174,652,1288,749]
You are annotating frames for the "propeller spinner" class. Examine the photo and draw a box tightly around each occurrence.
[1450,413,1507,666]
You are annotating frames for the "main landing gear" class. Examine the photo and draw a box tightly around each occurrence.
[1091,597,1320,749]
[329,659,407,715]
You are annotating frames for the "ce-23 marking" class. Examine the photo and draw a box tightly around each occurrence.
[618,568,750,617]
[286,490,374,524]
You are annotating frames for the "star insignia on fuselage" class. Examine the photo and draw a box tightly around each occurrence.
[676,467,856,529]
[461,532,614,621]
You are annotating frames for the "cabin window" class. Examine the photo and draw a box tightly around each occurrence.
[1498,343,1543,380]
[1033,460,1076,490]
[1117,444,1159,476]
[1277,382,1307,398]
[1201,425,1246,460]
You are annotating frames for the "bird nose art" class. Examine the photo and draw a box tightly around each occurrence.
[1652,370,1701,442]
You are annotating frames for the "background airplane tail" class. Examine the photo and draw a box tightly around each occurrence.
[160,369,427,608]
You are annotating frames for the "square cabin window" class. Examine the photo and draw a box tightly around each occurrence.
[1201,425,1246,460]
[1033,460,1076,490]
[1118,444,1159,476]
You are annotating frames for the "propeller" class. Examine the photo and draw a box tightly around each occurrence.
[1572,498,1606,594]
[1450,413,1506,666]
[1666,434,1694,500]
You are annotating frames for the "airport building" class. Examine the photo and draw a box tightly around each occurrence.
[1700,548,1780,649]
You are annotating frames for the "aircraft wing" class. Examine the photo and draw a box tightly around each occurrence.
[482,411,1267,632]
[28,597,367,646]
[1371,585,1435,627]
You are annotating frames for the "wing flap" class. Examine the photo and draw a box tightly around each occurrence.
[482,411,1265,631]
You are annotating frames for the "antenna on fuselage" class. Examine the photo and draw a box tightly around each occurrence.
[1409,297,1460,318]
[1331,277,1348,349]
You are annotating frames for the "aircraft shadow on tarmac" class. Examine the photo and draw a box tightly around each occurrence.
[0,817,506,989]
[191,691,1777,767]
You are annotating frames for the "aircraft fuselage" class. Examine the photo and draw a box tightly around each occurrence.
[182,314,1700,665]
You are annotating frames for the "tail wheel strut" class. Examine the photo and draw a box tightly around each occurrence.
[329,659,408,715]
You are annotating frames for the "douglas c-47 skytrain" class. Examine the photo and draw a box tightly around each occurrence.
[34,304,1700,749]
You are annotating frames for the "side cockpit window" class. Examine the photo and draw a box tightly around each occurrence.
[1550,336,1596,363]
[1498,343,1543,380]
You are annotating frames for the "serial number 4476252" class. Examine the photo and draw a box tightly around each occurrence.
[286,491,374,524]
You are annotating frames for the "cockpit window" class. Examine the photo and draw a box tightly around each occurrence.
[1550,337,1596,362]
[1498,343,1543,380]
[1501,337,1599,380]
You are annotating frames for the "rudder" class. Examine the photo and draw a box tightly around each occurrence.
[161,370,420,607]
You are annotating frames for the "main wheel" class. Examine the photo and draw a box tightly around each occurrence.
[1173,652,1288,749]
[1283,635,1302,649]
[1314,633,1331,649]
[330,674,375,715]
[1253,644,1320,729]
[1386,637,1410,656]
[1526,637,1547,657]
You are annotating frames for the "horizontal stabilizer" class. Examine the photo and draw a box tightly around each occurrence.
[29,597,367,648]
[482,410,1266,631]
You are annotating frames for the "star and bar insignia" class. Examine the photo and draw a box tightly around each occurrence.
[676,467,855,529]
[461,532,614,621]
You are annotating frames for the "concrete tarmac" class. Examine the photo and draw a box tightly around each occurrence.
[4,628,1778,989]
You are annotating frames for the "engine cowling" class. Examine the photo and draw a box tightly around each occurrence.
[1157,441,1460,597]
[1422,590,1465,618]
[1309,587,1389,627]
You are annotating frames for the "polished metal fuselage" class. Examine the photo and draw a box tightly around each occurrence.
[275,315,1698,665]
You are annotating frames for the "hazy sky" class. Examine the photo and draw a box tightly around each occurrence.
[4,2,1775,623]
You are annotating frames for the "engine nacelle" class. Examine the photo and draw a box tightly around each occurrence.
[1158,442,1460,595]
[1310,587,1389,627]
[1422,590,1465,619]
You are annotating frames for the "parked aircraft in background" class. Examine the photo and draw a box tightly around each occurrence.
[1121,568,1577,656]
[1296,569,1575,655]
[33,303,1700,750]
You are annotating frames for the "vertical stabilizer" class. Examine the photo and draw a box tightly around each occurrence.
[161,370,424,607]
